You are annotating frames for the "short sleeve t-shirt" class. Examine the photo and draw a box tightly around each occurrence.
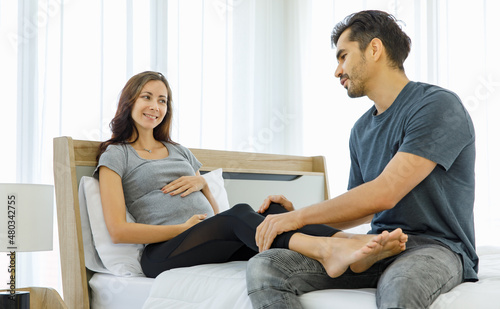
[94,142,214,226]
[348,81,478,281]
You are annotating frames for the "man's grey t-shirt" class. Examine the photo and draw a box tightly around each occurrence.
[94,142,214,226]
[348,81,478,281]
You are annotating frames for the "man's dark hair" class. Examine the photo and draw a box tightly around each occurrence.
[331,10,411,71]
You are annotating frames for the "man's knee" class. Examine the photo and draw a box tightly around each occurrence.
[246,249,289,293]
[246,249,303,309]
[246,249,327,296]
[376,246,463,309]
[377,274,431,309]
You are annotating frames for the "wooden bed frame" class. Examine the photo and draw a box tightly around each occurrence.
[53,136,330,309]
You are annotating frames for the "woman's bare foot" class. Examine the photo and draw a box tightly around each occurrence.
[288,229,407,278]
[349,228,408,273]
[297,233,388,278]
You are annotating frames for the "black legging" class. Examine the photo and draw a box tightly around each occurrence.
[141,203,340,278]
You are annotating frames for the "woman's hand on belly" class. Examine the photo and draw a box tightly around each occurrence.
[161,175,207,197]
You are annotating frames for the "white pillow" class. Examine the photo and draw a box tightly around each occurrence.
[79,176,144,276]
[202,168,230,212]
[78,177,110,274]
[78,168,230,276]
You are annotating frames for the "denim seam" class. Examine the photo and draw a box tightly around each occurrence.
[428,268,462,301]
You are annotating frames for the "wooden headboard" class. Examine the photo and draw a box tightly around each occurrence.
[53,136,330,309]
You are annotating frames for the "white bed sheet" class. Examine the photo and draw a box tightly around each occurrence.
[140,246,500,309]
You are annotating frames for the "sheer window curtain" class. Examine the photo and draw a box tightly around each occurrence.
[166,0,305,154]
[1,0,499,296]
[0,0,306,293]
[229,0,306,155]
[302,0,500,245]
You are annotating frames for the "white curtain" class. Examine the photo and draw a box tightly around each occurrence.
[166,0,305,154]
[1,0,498,295]
[301,1,500,246]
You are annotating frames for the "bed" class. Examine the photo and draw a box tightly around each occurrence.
[53,136,500,309]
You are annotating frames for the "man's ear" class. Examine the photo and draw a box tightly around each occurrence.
[368,38,384,62]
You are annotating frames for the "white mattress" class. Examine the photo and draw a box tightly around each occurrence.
[89,274,153,309]
[90,246,500,309]
[142,262,382,309]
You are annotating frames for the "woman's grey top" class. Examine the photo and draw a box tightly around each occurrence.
[94,142,214,226]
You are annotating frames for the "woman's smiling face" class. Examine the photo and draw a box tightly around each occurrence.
[130,80,169,133]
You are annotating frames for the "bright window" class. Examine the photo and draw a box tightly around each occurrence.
[1,0,498,295]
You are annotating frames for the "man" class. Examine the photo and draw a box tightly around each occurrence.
[247,10,478,309]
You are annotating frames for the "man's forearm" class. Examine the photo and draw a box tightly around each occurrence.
[326,214,374,230]
[296,179,393,227]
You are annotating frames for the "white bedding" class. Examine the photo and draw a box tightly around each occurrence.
[138,246,500,309]
[89,274,152,309]
[80,171,500,308]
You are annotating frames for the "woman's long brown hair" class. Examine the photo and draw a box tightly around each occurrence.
[97,71,175,162]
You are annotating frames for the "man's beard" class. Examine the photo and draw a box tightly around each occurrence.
[346,58,367,98]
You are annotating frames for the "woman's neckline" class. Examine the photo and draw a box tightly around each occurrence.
[128,141,170,161]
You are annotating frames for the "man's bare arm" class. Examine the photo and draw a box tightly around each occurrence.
[255,151,437,251]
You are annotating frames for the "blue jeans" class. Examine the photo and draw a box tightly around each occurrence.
[246,236,463,309]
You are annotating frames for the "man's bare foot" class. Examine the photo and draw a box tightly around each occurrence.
[312,233,388,278]
[349,228,408,273]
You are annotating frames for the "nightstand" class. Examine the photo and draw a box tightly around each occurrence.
[0,287,68,309]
